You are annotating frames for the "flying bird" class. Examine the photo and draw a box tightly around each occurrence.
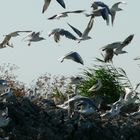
[42,0,66,13]
[22,31,45,46]
[101,34,134,62]
[58,51,84,65]
[48,28,77,42]
[48,10,85,20]
[85,8,110,25]
[0,31,32,48]
[67,16,94,43]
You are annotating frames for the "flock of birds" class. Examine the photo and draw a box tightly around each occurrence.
[0,0,139,121]
[0,0,135,65]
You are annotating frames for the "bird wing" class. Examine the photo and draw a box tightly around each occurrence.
[67,52,84,65]
[122,34,134,48]
[59,51,84,65]
[111,1,126,11]
[59,29,77,40]
[102,42,122,51]
[66,10,85,14]
[110,11,116,26]
[48,14,57,20]
[42,0,51,13]
[82,17,94,37]
[58,51,74,62]
[116,34,134,51]
[67,23,82,37]
[1,35,11,45]
[56,0,66,9]
[100,8,109,25]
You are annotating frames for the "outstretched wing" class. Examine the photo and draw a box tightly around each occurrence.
[82,17,94,37]
[66,10,85,14]
[48,14,57,20]
[59,29,77,40]
[122,34,134,47]
[100,8,109,25]
[42,0,51,13]
[56,0,66,9]
[111,1,126,11]
[67,23,82,37]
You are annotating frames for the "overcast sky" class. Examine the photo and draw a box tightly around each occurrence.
[0,0,139,89]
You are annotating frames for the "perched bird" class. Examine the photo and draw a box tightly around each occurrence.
[58,51,84,65]
[22,31,45,46]
[42,0,66,13]
[48,28,77,42]
[0,31,32,48]
[88,78,102,92]
[48,10,85,20]
[102,34,134,62]
[67,16,94,43]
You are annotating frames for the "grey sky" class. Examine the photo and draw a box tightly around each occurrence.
[0,0,139,89]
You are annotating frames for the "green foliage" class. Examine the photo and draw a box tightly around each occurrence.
[77,58,133,104]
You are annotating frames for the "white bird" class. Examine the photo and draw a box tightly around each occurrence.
[67,16,94,43]
[88,78,102,92]
[42,0,66,13]
[48,28,77,43]
[22,31,45,46]
[0,30,32,48]
[58,51,84,65]
[48,10,85,20]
